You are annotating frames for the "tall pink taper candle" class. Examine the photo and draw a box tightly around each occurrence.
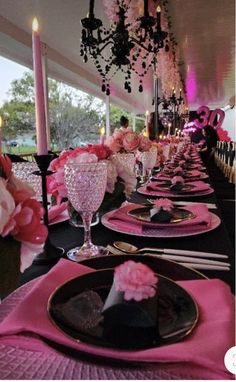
[0,115,2,155]
[32,17,48,155]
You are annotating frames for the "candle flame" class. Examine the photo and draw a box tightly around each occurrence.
[145,110,149,116]
[156,5,161,12]
[180,88,182,92]
[143,130,147,137]
[0,116,2,128]
[32,17,39,32]
[100,126,105,136]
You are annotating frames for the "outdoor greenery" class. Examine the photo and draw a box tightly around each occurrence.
[0,71,144,153]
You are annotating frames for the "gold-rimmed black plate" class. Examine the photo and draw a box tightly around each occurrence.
[48,269,198,350]
[128,206,195,224]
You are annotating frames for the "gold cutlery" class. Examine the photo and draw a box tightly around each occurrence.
[113,241,228,259]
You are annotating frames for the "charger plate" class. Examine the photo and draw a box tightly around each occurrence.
[101,209,221,238]
[137,184,214,198]
[48,269,198,350]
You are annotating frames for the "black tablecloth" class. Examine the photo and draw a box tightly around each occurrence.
[20,175,235,293]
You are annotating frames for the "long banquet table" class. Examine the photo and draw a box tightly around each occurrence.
[0,168,235,380]
[48,187,235,291]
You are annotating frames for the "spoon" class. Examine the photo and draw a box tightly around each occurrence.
[113,241,229,260]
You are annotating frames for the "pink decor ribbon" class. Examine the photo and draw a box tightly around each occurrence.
[0,259,234,379]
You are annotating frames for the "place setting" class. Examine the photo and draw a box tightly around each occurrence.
[101,198,221,239]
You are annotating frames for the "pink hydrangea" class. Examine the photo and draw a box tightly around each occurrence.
[114,260,158,301]
[153,198,173,212]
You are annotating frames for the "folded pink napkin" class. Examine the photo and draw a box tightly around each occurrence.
[146,180,211,194]
[48,202,68,223]
[0,259,233,379]
[107,202,211,232]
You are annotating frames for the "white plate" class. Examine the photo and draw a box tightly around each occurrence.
[101,210,221,238]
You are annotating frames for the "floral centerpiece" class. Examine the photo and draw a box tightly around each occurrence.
[104,127,152,153]
[47,143,138,218]
[0,155,48,295]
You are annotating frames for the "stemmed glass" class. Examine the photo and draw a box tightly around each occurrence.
[140,148,157,183]
[64,161,107,262]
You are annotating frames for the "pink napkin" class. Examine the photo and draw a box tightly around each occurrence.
[146,180,211,194]
[107,203,211,234]
[186,170,202,177]
[48,202,68,223]
[0,259,234,379]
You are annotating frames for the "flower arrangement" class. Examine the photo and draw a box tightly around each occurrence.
[47,143,137,204]
[153,198,173,212]
[114,260,158,301]
[0,155,48,273]
[104,128,152,154]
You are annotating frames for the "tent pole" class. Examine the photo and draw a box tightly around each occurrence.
[105,95,110,137]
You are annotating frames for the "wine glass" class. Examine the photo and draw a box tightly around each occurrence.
[64,161,107,262]
[140,148,157,183]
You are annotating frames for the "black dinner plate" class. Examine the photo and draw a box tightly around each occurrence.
[48,269,198,350]
[128,206,195,223]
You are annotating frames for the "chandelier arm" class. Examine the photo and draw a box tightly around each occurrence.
[96,40,114,55]
[130,37,151,53]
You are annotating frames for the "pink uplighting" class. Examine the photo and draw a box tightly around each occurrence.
[186,67,197,103]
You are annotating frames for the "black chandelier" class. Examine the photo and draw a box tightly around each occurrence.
[80,0,168,95]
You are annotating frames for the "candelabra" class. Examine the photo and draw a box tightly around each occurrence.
[33,154,64,265]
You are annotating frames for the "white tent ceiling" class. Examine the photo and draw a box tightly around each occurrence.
[0,0,235,113]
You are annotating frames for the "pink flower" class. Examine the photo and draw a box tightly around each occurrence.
[123,132,140,152]
[173,166,183,175]
[0,178,15,234]
[2,198,47,245]
[153,198,173,212]
[139,135,152,151]
[68,152,98,164]
[114,260,158,301]
[86,144,111,160]
[0,154,12,179]
[172,176,184,185]
[105,136,122,153]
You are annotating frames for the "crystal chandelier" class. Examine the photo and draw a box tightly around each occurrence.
[80,0,168,95]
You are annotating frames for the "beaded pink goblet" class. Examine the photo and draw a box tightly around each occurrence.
[64,162,107,261]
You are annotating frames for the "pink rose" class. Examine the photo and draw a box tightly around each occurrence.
[0,154,12,179]
[113,128,126,140]
[114,260,158,301]
[122,132,140,152]
[139,135,152,151]
[173,166,183,175]
[68,152,98,164]
[87,144,111,160]
[105,136,122,153]
[172,176,184,185]
[0,178,15,234]
[153,198,173,212]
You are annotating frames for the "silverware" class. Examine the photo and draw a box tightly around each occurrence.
[107,245,230,270]
[113,241,228,259]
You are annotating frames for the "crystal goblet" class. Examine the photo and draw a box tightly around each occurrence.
[64,161,107,262]
[140,148,157,183]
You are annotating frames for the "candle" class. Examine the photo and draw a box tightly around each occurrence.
[156,5,161,28]
[32,17,48,155]
[89,0,94,18]
[144,0,148,17]
[100,126,105,144]
[167,122,171,137]
[0,115,2,155]
[145,110,149,137]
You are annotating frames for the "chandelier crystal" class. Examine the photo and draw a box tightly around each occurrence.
[80,0,168,95]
